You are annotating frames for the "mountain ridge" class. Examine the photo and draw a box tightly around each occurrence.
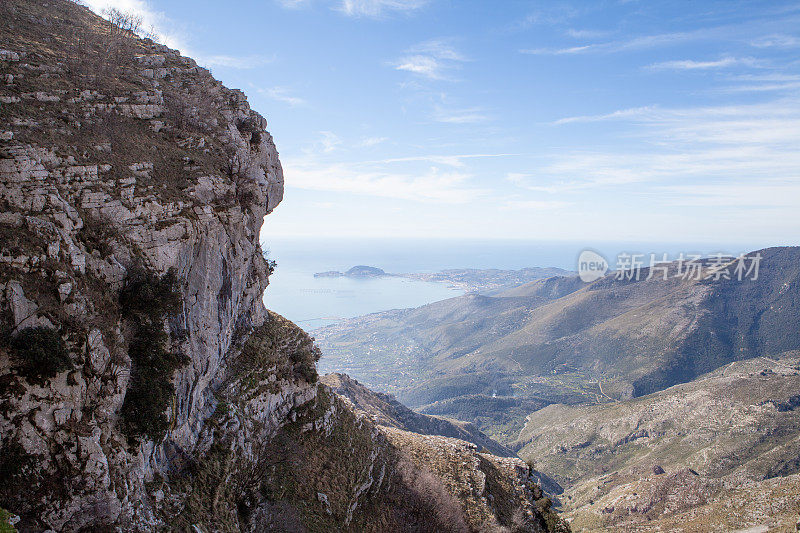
[0,2,568,531]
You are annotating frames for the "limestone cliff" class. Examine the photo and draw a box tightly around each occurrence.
[0,1,568,531]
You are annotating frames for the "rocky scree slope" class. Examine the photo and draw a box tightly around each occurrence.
[0,2,567,531]
[515,353,800,532]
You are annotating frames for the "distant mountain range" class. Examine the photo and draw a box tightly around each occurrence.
[315,246,800,529]
[315,247,800,439]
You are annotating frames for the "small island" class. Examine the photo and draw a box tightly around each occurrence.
[313,265,574,292]
[314,265,387,278]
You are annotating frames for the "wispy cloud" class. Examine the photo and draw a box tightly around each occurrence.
[432,105,489,124]
[355,136,388,147]
[259,86,307,106]
[393,39,466,80]
[505,199,571,210]
[377,153,516,167]
[513,5,582,30]
[750,34,800,48]
[277,0,308,8]
[198,54,276,69]
[539,98,800,196]
[730,82,800,92]
[276,0,427,17]
[553,106,658,125]
[339,0,427,18]
[520,45,595,55]
[283,159,487,203]
[658,180,800,207]
[647,57,759,70]
[318,131,342,153]
[521,30,705,56]
[723,74,800,93]
[566,28,611,39]
[286,142,504,203]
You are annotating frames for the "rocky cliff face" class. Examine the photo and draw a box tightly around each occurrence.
[0,2,566,531]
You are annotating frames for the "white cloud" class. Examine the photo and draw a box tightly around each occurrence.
[393,40,466,80]
[521,31,706,56]
[658,180,800,207]
[395,55,443,78]
[513,5,581,30]
[520,45,595,55]
[553,106,658,125]
[750,34,800,48]
[283,159,487,203]
[731,82,800,92]
[276,0,427,17]
[647,57,759,70]
[259,86,307,106]
[379,153,515,167]
[723,74,800,93]
[505,199,571,210]
[566,28,611,39]
[433,106,489,124]
[355,136,388,147]
[339,0,427,17]
[277,0,308,8]
[285,142,502,203]
[198,54,276,69]
[539,99,800,195]
[318,131,342,153]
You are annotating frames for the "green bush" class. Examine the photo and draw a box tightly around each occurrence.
[76,213,115,257]
[119,267,181,319]
[0,507,18,533]
[236,117,262,145]
[261,248,277,275]
[10,326,71,385]
[119,268,187,441]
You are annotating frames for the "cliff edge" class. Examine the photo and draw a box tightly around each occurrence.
[0,1,567,531]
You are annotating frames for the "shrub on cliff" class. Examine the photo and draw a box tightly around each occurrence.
[230,311,321,396]
[9,326,71,385]
[0,507,17,533]
[119,267,187,441]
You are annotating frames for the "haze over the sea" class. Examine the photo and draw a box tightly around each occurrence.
[262,237,765,328]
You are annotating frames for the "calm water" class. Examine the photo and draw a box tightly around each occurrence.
[261,237,764,329]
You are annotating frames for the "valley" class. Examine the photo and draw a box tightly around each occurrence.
[315,249,800,529]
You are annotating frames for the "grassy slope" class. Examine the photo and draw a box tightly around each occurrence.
[321,372,517,457]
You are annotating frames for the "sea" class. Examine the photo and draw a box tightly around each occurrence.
[261,237,765,330]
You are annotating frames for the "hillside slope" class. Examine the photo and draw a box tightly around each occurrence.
[514,353,800,531]
[321,372,515,457]
[316,248,800,440]
[0,2,568,531]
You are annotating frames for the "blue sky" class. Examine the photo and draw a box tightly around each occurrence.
[85,0,800,245]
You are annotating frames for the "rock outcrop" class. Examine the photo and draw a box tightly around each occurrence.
[0,1,567,531]
[322,372,517,457]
